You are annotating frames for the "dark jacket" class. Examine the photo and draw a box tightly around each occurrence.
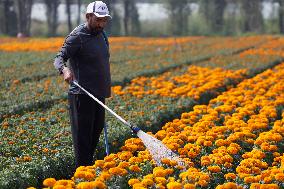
[54,23,111,98]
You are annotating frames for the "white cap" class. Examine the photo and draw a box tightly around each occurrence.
[86,1,112,19]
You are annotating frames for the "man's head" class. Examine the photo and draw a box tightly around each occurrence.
[86,1,111,33]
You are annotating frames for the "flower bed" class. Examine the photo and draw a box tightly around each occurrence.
[35,62,284,189]
[1,36,284,188]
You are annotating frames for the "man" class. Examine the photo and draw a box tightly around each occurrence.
[53,1,111,167]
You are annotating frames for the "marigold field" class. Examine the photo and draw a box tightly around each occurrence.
[0,36,284,189]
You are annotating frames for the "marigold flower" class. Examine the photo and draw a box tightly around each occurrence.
[250,183,261,189]
[109,167,128,176]
[129,165,141,172]
[275,173,284,181]
[53,185,65,189]
[244,176,255,184]
[91,180,107,189]
[166,181,182,189]
[225,173,236,180]
[99,172,111,181]
[141,178,154,187]
[155,177,167,185]
[132,183,146,189]
[128,178,140,186]
[198,179,208,187]
[43,178,57,187]
[94,160,104,168]
[184,183,196,189]
[207,165,221,173]
[153,169,166,178]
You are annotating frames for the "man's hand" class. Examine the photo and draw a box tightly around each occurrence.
[62,67,73,83]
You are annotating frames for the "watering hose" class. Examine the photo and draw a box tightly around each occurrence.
[72,81,141,133]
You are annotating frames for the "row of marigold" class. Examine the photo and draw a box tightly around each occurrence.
[28,63,284,188]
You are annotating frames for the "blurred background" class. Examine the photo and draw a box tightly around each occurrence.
[0,0,284,37]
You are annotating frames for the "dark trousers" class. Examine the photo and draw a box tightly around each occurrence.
[68,93,105,167]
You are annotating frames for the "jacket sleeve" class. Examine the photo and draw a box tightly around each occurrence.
[54,33,82,74]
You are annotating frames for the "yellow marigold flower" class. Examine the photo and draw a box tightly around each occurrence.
[129,165,141,172]
[168,177,175,182]
[141,178,154,187]
[155,177,167,185]
[27,187,36,189]
[43,178,56,187]
[128,178,140,186]
[184,183,196,189]
[166,181,182,189]
[207,165,221,173]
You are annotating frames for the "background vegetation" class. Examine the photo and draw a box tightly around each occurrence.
[0,0,284,37]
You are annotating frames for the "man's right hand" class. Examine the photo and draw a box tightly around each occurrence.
[62,67,73,83]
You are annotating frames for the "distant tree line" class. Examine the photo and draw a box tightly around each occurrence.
[0,0,284,37]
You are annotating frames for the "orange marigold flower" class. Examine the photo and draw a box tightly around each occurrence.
[155,177,167,185]
[207,165,221,173]
[166,181,182,189]
[94,160,104,168]
[250,183,261,189]
[225,173,236,180]
[184,183,196,189]
[244,176,255,184]
[153,169,166,178]
[198,179,208,187]
[91,180,107,189]
[43,178,57,187]
[128,178,140,186]
[53,185,65,189]
[141,178,154,187]
[129,165,141,172]
[109,167,128,176]
[275,173,284,181]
